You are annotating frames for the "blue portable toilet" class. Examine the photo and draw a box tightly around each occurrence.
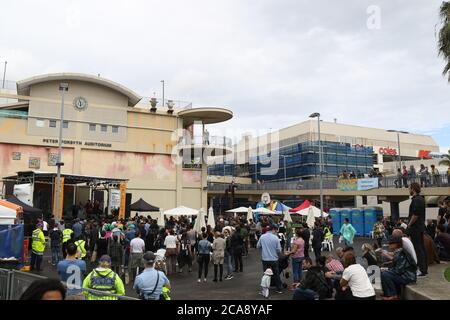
[339,208,351,233]
[329,208,341,235]
[363,206,378,237]
[350,208,364,236]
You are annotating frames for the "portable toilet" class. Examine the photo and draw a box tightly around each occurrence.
[363,206,378,237]
[329,208,341,235]
[339,208,351,232]
[350,208,364,236]
[374,206,384,221]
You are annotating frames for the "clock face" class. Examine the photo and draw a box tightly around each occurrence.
[73,97,88,111]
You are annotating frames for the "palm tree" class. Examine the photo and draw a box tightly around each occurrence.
[438,2,450,80]
[438,149,450,167]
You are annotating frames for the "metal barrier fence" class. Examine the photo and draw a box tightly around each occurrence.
[0,268,139,300]
[208,173,450,191]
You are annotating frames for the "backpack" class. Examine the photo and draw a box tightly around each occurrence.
[50,229,62,243]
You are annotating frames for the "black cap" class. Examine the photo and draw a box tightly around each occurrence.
[143,251,156,262]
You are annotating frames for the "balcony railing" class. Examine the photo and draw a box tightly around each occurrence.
[136,97,192,110]
[0,110,28,119]
[207,174,450,191]
[179,135,233,148]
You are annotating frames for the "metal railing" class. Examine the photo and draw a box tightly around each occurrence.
[0,110,28,119]
[179,135,233,148]
[136,96,192,110]
[207,173,450,191]
[0,268,138,300]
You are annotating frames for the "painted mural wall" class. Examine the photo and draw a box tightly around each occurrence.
[79,149,176,186]
[182,170,202,186]
[0,143,74,177]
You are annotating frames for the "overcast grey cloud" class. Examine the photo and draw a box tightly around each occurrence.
[1,0,449,148]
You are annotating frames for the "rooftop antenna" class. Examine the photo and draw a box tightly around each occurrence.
[97,73,101,77]
[334,118,337,123]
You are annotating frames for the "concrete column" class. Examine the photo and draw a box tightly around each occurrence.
[390,202,400,223]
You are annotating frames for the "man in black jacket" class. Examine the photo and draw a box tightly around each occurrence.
[292,257,333,300]
[231,226,244,272]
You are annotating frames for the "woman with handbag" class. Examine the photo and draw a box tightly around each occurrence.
[164,229,179,275]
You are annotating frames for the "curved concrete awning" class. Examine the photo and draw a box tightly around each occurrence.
[17,73,142,107]
[177,107,233,126]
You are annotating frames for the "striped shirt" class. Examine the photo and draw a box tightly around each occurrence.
[326,259,344,272]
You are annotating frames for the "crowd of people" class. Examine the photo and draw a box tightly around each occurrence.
[24,181,450,301]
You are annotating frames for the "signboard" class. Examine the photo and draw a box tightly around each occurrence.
[12,152,21,160]
[109,189,121,210]
[119,182,126,219]
[337,179,358,191]
[29,157,40,169]
[53,177,65,221]
[418,150,432,159]
[338,178,379,191]
[357,178,379,191]
[48,153,58,166]
[378,147,397,156]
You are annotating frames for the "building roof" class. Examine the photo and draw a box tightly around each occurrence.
[16,73,142,107]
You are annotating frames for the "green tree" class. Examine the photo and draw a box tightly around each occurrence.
[438,1,450,80]
[438,149,450,167]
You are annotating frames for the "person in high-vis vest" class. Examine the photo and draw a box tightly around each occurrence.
[323,225,333,241]
[31,223,46,271]
[83,255,125,300]
[62,225,74,259]
[75,236,87,260]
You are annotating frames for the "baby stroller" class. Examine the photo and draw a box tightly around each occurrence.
[270,254,290,289]
[154,248,168,275]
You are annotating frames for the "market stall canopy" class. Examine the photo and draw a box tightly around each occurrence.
[246,207,253,222]
[163,206,199,216]
[157,209,165,228]
[226,207,250,213]
[6,195,42,220]
[289,200,311,213]
[252,207,279,214]
[207,207,215,229]
[0,199,23,224]
[297,205,328,218]
[129,198,160,212]
[193,208,206,233]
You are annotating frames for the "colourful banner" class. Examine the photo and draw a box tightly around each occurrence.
[337,179,357,191]
[53,177,64,220]
[119,182,126,219]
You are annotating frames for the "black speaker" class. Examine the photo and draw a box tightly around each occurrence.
[125,193,132,218]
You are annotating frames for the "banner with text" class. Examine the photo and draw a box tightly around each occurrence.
[357,178,379,190]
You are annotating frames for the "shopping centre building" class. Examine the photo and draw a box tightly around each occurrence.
[208,119,441,182]
[0,73,232,219]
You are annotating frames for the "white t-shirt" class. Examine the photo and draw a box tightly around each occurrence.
[402,237,417,264]
[130,237,146,253]
[43,221,48,231]
[164,235,178,249]
[342,264,375,298]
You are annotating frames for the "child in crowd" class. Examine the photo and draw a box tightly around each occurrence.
[261,268,273,299]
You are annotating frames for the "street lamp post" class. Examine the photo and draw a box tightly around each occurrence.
[2,61,7,89]
[387,130,409,170]
[310,112,323,216]
[55,83,69,224]
[280,155,293,184]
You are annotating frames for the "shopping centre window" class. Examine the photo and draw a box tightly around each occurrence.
[101,125,107,132]
[89,123,96,131]
[63,121,69,129]
[49,120,57,128]
[112,126,119,133]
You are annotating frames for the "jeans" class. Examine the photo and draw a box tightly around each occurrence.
[30,253,43,271]
[225,253,233,275]
[313,246,322,261]
[409,228,427,274]
[198,254,210,279]
[292,288,318,300]
[291,257,304,283]
[51,246,62,265]
[381,270,411,297]
[166,255,177,275]
[262,260,282,291]
[233,252,243,272]
[402,177,408,188]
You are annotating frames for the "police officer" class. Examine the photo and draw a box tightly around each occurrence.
[82,255,125,300]
[62,224,74,259]
[31,223,46,271]
[74,236,87,260]
[133,251,171,300]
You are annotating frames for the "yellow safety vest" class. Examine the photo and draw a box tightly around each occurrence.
[75,240,87,259]
[63,229,73,243]
[32,229,45,254]
[162,287,171,300]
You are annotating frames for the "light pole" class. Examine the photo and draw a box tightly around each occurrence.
[161,80,165,107]
[2,61,7,89]
[387,130,409,170]
[280,155,293,184]
[310,112,323,216]
[55,83,69,224]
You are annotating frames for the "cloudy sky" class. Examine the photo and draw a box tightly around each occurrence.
[1,0,449,151]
